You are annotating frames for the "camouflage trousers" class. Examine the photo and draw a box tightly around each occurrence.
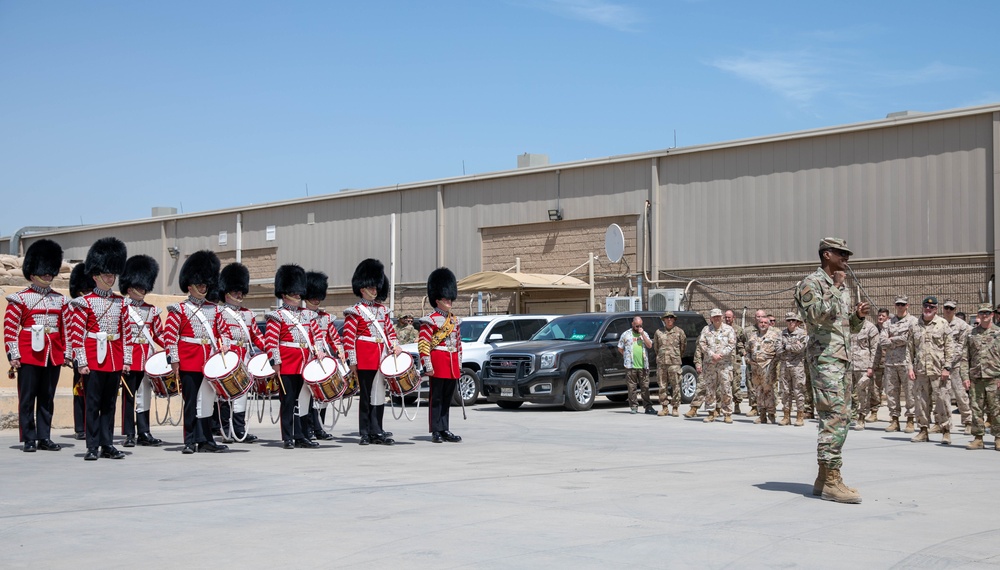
[780,361,806,413]
[750,361,777,414]
[969,377,1000,437]
[804,364,813,413]
[850,370,872,419]
[732,361,744,404]
[702,364,733,414]
[941,368,972,425]
[869,368,884,410]
[625,368,652,409]
[657,364,682,408]
[807,356,851,470]
[885,365,915,419]
[913,373,952,430]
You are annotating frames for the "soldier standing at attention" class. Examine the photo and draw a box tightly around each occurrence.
[794,237,868,504]
[746,309,781,424]
[690,309,735,423]
[883,296,917,433]
[963,304,1000,451]
[653,311,686,417]
[908,296,956,444]
[777,312,808,426]
[395,315,419,346]
[724,310,748,415]
[941,299,973,435]
[867,308,891,422]
[849,312,880,431]
[617,316,654,415]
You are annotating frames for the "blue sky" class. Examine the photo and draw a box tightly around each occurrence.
[1,0,997,238]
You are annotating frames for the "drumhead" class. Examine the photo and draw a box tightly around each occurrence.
[145,351,171,376]
[378,352,414,376]
[247,353,275,378]
[204,351,239,379]
[303,357,337,383]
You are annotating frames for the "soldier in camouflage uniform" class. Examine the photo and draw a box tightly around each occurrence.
[907,296,957,444]
[963,304,1000,450]
[746,309,782,424]
[849,313,880,430]
[653,311,686,416]
[689,309,736,423]
[883,296,917,433]
[941,300,973,434]
[777,312,808,426]
[793,237,868,504]
[866,308,890,422]
[724,310,749,414]
[395,315,419,346]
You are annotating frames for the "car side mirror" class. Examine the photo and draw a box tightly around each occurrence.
[602,332,619,343]
[488,334,504,342]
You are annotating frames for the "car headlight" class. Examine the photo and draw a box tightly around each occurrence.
[538,352,557,370]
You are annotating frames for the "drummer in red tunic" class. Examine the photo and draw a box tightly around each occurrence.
[343,258,401,446]
[118,254,164,448]
[4,239,69,453]
[216,262,265,444]
[162,250,232,454]
[67,263,95,440]
[264,264,325,449]
[302,270,345,441]
[418,268,463,443]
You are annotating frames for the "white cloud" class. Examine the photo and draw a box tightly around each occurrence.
[535,0,642,32]
[710,52,827,103]
[874,61,976,86]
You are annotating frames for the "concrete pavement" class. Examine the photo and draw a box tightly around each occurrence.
[1,399,998,569]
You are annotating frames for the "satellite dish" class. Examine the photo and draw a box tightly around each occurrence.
[605,224,625,263]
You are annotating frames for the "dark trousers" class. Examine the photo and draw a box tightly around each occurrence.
[357,368,385,437]
[17,363,60,442]
[73,367,86,433]
[180,370,211,446]
[120,370,150,436]
[85,370,120,449]
[279,373,305,442]
[429,377,457,433]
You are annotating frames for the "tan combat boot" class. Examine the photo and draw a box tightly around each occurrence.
[821,468,862,504]
[964,423,972,435]
[672,406,679,417]
[753,415,764,424]
[812,463,827,496]
[747,406,759,418]
[703,411,717,423]
[929,424,941,433]
[684,406,698,418]
[854,418,865,431]
[994,438,1000,451]
[657,407,670,417]
[941,426,951,445]
[795,411,805,427]
[734,402,742,415]
[967,435,984,450]
[904,418,915,433]
[886,417,900,432]
[724,414,733,424]
[778,411,791,426]
[865,410,878,423]
[910,427,929,442]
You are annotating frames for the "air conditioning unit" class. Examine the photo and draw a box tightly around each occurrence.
[605,296,642,313]
[648,288,684,312]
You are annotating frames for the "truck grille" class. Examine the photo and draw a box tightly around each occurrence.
[487,354,534,378]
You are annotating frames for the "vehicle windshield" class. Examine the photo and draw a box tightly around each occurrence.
[461,321,489,343]
[530,317,605,342]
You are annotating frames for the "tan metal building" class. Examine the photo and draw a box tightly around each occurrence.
[5,103,999,319]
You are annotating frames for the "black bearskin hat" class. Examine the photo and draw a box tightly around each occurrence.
[274,264,306,298]
[375,272,390,302]
[69,263,95,298]
[351,258,385,298]
[219,262,250,296]
[305,271,328,302]
[179,250,220,293]
[119,255,159,294]
[22,239,63,280]
[427,267,458,309]
[84,237,127,277]
[205,286,222,303]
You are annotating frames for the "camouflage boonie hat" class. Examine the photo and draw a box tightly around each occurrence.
[818,237,853,256]
[785,311,801,322]
[661,311,676,319]
[942,299,957,308]
[977,303,993,314]
[895,295,909,305]
[709,308,723,317]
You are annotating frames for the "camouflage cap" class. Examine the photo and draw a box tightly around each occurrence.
[818,237,853,256]
[785,311,801,322]
[977,303,993,314]
[923,296,938,306]
[709,308,723,317]
[895,295,909,305]
[661,311,676,319]
[942,299,957,308]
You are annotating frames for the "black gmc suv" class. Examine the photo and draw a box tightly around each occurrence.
[481,311,706,411]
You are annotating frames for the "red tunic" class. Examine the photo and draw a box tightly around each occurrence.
[123,298,164,372]
[342,300,397,371]
[218,303,265,362]
[4,285,68,367]
[162,297,231,373]
[69,288,132,372]
[418,310,462,379]
[264,303,321,375]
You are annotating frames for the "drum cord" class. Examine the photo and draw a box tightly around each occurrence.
[219,400,249,444]
[154,393,182,427]
[390,383,421,422]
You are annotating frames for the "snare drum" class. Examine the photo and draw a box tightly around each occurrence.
[204,351,251,401]
[379,352,421,396]
[341,360,359,398]
[144,350,179,398]
[303,357,347,403]
[247,353,280,397]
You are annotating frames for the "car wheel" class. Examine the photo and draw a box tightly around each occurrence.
[497,400,523,410]
[564,369,596,411]
[456,368,480,406]
[681,365,698,404]
[605,394,628,403]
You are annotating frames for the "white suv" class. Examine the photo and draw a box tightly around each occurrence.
[400,314,557,405]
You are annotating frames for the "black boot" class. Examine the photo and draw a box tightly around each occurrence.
[136,411,161,445]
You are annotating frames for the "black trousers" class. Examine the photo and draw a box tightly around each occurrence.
[17,363,60,442]
[85,370,120,449]
[429,377,457,433]
[279,373,305,442]
[73,366,86,433]
[357,368,385,437]
[120,370,150,436]
[180,370,212,446]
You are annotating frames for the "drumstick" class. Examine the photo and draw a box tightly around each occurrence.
[120,374,135,399]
